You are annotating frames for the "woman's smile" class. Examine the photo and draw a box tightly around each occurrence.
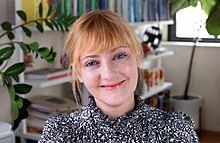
[100,80,125,90]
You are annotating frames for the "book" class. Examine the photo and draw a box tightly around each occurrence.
[78,0,86,15]
[28,95,79,114]
[27,116,45,130]
[29,108,52,120]
[25,67,69,80]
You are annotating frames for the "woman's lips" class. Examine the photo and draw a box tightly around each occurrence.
[100,80,125,89]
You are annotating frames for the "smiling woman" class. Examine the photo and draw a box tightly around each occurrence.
[38,10,199,143]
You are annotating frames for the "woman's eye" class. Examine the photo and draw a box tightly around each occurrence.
[84,60,99,67]
[113,53,127,60]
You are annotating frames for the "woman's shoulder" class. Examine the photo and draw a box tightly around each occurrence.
[142,103,195,127]
[142,104,199,142]
[38,105,92,142]
[45,104,92,127]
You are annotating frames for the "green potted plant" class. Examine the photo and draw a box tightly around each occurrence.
[170,0,220,131]
[0,2,76,131]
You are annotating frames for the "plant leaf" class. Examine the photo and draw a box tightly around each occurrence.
[201,0,218,15]
[21,26,32,37]
[11,101,19,120]
[28,42,39,52]
[47,4,53,17]
[57,21,64,32]
[6,82,15,100]
[206,2,220,36]
[47,52,57,63]
[171,0,199,15]
[0,61,3,66]
[51,20,59,30]
[12,75,19,82]
[14,84,32,94]
[19,42,29,53]
[1,21,12,31]
[39,2,43,18]
[5,62,26,76]
[35,21,44,33]
[7,32,15,40]
[17,10,27,22]
[0,46,15,61]
[190,0,198,7]
[37,47,50,57]
[37,47,56,62]
[12,97,30,131]
[14,94,23,109]
[45,20,54,30]
[3,75,12,85]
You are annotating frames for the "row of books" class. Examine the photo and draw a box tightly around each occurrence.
[144,90,170,111]
[25,67,69,80]
[27,95,79,134]
[21,0,171,23]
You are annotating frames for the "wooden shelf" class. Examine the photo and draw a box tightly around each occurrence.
[140,50,174,69]
[15,132,41,141]
[131,20,174,29]
[25,76,71,88]
[145,50,174,61]
[141,82,173,100]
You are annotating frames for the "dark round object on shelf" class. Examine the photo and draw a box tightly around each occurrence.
[142,26,162,49]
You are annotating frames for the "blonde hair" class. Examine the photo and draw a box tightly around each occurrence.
[64,10,144,101]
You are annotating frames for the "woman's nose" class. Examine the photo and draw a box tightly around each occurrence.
[100,60,116,79]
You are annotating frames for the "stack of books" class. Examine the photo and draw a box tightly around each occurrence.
[25,67,70,80]
[27,95,79,134]
[144,90,170,111]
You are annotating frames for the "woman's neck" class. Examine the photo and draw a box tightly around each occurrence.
[94,95,135,119]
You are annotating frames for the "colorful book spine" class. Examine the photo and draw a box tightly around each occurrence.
[78,0,86,15]
[91,0,99,10]
[64,0,71,17]
[115,0,122,16]
[122,0,129,21]
[148,0,156,21]
[142,0,149,22]
[73,0,78,15]
[129,0,135,22]
[85,0,92,12]
[108,0,115,12]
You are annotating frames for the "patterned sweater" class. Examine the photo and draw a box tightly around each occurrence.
[38,96,199,143]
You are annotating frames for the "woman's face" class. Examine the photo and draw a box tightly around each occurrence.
[77,46,139,107]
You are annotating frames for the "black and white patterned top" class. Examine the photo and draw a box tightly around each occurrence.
[38,96,199,143]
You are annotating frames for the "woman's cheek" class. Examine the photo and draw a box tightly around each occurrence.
[82,70,99,80]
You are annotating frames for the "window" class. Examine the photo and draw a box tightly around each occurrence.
[168,3,220,42]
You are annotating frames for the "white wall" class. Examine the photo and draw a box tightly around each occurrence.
[162,42,220,132]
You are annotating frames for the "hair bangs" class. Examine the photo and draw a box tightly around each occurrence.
[78,17,134,56]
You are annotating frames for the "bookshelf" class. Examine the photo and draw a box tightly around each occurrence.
[140,49,174,102]
[131,20,174,30]
[10,0,174,142]
[25,76,71,88]
[145,50,174,61]
[141,82,173,100]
